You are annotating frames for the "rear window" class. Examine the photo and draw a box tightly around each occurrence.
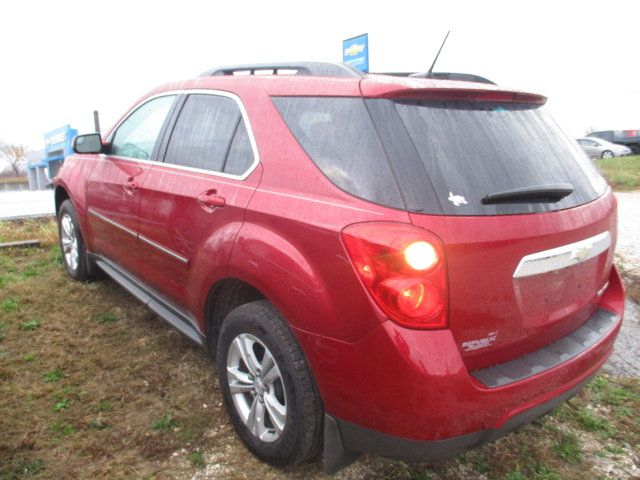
[391,99,607,215]
[274,96,607,215]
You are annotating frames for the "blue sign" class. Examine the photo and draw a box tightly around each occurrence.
[44,125,77,159]
[343,33,369,73]
[28,125,78,180]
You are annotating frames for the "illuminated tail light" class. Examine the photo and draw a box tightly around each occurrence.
[341,222,448,329]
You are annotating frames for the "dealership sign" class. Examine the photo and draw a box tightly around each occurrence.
[343,33,369,73]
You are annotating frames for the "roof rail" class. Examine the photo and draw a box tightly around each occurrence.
[375,71,495,85]
[200,62,364,79]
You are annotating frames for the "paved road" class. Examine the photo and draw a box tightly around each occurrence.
[0,190,55,220]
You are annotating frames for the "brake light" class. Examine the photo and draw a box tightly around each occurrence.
[341,222,448,329]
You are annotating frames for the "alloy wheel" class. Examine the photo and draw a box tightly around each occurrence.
[226,333,287,442]
[60,213,79,272]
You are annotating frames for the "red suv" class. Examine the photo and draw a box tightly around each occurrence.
[54,62,624,473]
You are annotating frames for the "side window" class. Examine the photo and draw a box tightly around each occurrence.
[272,96,404,209]
[163,94,255,175]
[110,95,176,160]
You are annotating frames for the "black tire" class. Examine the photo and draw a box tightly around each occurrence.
[601,150,614,159]
[216,300,323,466]
[57,200,94,282]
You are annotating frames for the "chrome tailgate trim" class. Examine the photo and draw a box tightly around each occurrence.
[513,232,611,278]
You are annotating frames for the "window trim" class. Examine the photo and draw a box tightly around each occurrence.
[105,89,260,181]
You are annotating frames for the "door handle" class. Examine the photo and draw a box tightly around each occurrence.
[124,177,139,196]
[197,190,226,212]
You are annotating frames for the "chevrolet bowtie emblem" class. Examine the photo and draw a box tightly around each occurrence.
[571,245,592,262]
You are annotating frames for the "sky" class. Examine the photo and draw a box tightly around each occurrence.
[1,0,639,152]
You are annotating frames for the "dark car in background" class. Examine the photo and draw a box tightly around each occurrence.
[588,130,640,154]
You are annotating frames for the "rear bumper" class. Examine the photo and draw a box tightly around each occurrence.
[296,267,624,472]
[324,372,592,472]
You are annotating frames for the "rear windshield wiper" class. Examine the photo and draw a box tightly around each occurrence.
[481,183,574,205]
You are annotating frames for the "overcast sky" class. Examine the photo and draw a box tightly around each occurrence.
[1,0,639,151]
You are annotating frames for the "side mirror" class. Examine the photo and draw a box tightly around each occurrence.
[73,133,104,154]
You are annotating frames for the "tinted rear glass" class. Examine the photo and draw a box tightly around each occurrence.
[272,97,404,209]
[274,96,606,215]
[392,100,606,215]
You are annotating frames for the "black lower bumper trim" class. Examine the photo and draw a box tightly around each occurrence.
[323,374,593,473]
[471,308,618,388]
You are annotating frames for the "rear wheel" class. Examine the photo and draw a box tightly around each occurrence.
[601,150,614,159]
[217,301,323,466]
[57,200,93,282]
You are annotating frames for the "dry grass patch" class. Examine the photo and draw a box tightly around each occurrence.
[0,218,58,248]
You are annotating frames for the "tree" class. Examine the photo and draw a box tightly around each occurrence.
[0,141,28,177]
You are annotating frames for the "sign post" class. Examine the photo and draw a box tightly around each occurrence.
[342,33,369,73]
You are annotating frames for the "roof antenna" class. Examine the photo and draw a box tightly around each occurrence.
[412,30,450,78]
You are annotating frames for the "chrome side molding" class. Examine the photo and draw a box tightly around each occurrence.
[88,208,188,265]
[513,231,611,278]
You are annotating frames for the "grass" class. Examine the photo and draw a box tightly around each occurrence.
[18,319,40,331]
[187,451,206,469]
[1,298,20,313]
[95,312,118,324]
[0,457,45,478]
[151,413,178,432]
[96,399,112,412]
[597,154,640,191]
[552,433,582,463]
[0,218,639,480]
[43,369,63,383]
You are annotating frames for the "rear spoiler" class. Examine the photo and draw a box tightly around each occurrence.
[361,78,547,105]
[382,88,547,105]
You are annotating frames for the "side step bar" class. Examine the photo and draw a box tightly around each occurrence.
[92,254,205,347]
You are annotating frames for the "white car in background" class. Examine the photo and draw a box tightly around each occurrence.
[576,137,632,159]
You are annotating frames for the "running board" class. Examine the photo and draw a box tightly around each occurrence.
[92,255,205,347]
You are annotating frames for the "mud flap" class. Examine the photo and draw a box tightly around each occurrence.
[323,415,360,474]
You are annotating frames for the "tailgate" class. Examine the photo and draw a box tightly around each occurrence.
[410,192,617,370]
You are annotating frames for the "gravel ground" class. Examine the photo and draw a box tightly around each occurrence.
[615,191,640,271]
[604,191,640,377]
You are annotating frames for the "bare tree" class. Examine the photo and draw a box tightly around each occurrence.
[0,141,28,177]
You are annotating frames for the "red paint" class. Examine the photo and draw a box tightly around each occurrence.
[54,73,624,448]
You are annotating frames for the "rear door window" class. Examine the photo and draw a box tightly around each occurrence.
[163,94,255,176]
